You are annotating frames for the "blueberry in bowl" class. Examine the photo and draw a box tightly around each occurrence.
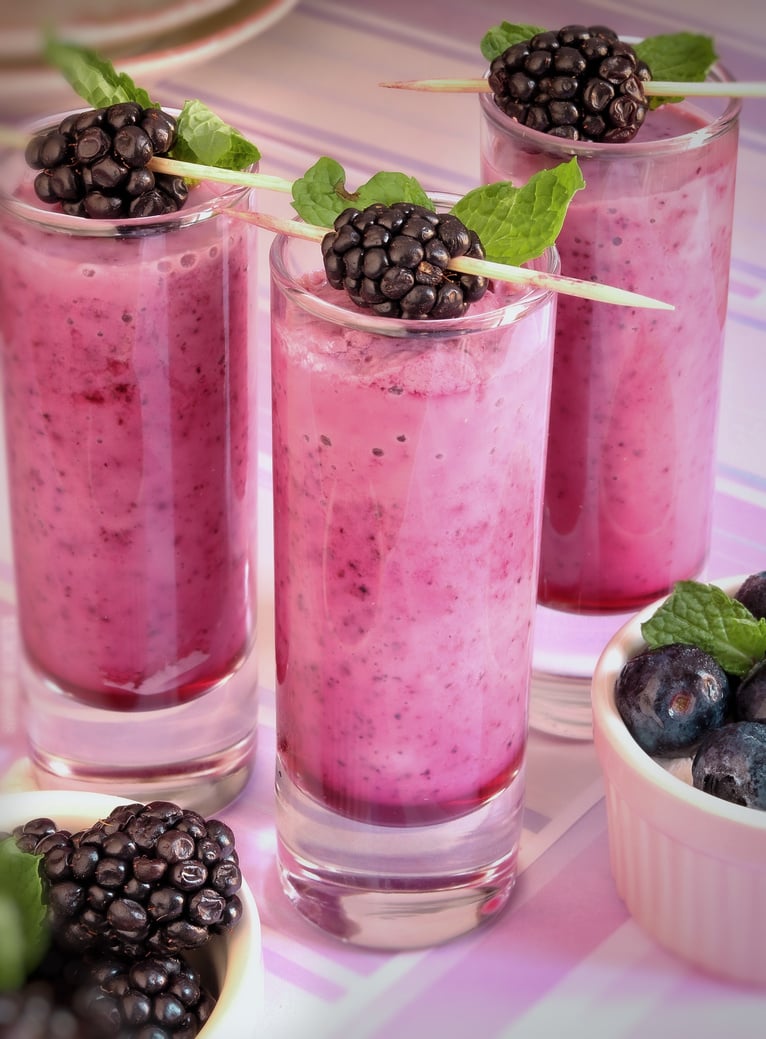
[614,643,731,757]
[692,720,766,809]
[591,575,766,987]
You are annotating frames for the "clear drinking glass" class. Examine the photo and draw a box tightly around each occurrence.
[0,113,259,811]
[269,204,558,949]
[480,66,741,738]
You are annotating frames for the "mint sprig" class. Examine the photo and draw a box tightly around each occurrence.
[478,24,717,109]
[44,37,156,110]
[641,581,766,677]
[452,157,584,265]
[292,156,583,268]
[292,157,432,227]
[44,38,260,171]
[172,100,260,169]
[634,33,718,108]
[480,22,545,62]
[0,837,49,992]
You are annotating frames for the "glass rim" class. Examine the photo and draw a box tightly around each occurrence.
[270,193,561,340]
[0,107,251,239]
[479,58,741,161]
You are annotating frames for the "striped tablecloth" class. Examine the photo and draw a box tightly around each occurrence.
[2,1,765,1035]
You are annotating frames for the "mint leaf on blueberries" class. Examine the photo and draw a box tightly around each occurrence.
[171,100,260,170]
[0,837,49,991]
[451,157,584,266]
[292,157,432,226]
[45,37,156,109]
[641,581,766,677]
[480,22,545,62]
[635,32,717,107]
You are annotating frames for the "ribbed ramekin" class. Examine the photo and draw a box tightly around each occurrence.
[591,579,766,987]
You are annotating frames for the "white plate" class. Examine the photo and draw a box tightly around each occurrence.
[0,0,299,115]
[2,0,236,60]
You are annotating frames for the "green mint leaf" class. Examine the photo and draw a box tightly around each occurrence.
[45,39,261,173]
[171,100,260,170]
[641,581,766,677]
[0,895,26,991]
[480,22,545,62]
[450,157,584,266]
[0,837,49,991]
[635,32,717,107]
[292,157,432,226]
[44,37,156,109]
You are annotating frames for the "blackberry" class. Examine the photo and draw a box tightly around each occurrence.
[22,800,242,959]
[0,979,82,1039]
[71,951,216,1038]
[321,201,488,319]
[0,948,215,1039]
[488,24,651,142]
[25,105,183,219]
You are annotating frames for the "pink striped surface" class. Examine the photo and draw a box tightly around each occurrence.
[2,1,766,1035]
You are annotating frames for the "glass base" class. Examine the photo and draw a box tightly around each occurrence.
[21,646,259,815]
[531,603,635,740]
[275,758,525,950]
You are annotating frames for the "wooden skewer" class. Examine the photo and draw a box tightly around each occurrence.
[1,124,674,310]
[228,209,674,311]
[147,156,293,193]
[379,77,766,98]
[0,126,30,148]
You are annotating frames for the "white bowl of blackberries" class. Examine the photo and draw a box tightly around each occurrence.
[591,572,766,987]
[0,791,262,1037]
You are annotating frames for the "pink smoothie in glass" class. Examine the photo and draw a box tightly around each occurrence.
[271,263,555,825]
[481,93,739,612]
[0,173,255,711]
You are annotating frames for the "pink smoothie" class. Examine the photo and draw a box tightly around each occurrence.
[481,93,739,611]
[0,174,256,710]
[271,260,555,825]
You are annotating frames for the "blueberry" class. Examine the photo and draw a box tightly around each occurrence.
[734,656,766,722]
[692,721,766,809]
[614,643,731,755]
[734,571,766,621]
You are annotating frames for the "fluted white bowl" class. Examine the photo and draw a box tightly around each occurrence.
[591,577,766,986]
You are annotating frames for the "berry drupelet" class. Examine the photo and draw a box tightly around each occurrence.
[321,201,488,319]
[488,24,651,142]
[25,102,187,219]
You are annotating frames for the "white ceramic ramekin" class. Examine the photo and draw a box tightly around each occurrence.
[0,790,263,1034]
[591,577,766,987]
